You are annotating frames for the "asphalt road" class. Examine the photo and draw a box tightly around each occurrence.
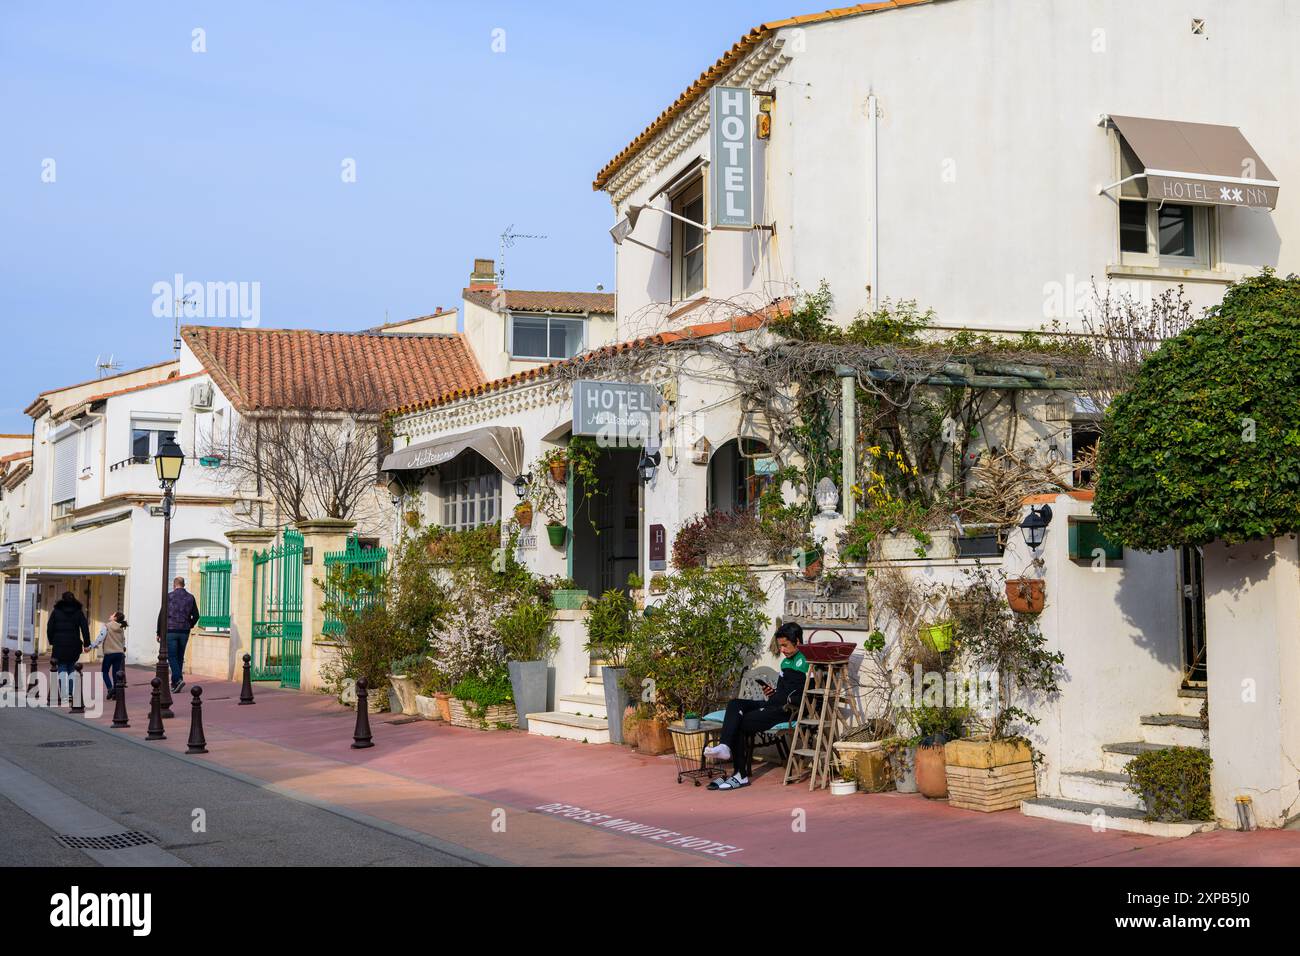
[0,705,481,867]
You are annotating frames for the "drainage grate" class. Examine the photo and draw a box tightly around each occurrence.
[37,740,96,749]
[57,831,156,851]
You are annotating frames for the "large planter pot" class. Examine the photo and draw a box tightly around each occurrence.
[389,675,419,716]
[449,697,518,731]
[414,694,440,720]
[944,738,1037,812]
[552,589,589,610]
[507,660,548,731]
[833,741,891,792]
[915,744,949,799]
[434,692,452,722]
[888,745,919,793]
[602,667,630,744]
[1006,578,1046,614]
[636,718,673,756]
[546,523,568,548]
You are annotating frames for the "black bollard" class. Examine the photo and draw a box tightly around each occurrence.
[146,678,166,740]
[2,647,8,676]
[111,669,130,728]
[351,678,374,749]
[70,663,85,714]
[51,654,60,706]
[27,648,39,702]
[239,653,255,705]
[186,687,208,754]
[155,639,174,719]
[11,650,19,687]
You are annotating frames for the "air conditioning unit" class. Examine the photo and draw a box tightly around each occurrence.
[190,382,215,410]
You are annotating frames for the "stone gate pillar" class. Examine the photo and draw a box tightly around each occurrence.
[224,528,275,682]
[295,519,357,694]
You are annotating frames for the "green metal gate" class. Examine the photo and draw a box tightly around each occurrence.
[322,537,388,637]
[250,529,304,689]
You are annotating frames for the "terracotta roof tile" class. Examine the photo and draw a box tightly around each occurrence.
[181,326,485,414]
[593,1,940,190]
[0,450,32,465]
[462,289,615,314]
[391,298,791,417]
[85,370,196,404]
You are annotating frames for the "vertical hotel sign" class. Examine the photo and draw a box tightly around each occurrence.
[710,86,753,228]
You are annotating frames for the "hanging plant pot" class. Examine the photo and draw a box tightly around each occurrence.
[1006,578,1046,614]
[797,549,824,579]
[404,510,421,528]
[548,455,569,483]
[546,522,568,548]
[514,501,534,529]
[919,621,955,652]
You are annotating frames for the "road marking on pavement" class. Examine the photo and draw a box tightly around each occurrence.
[0,754,189,867]
[534,802,745,858]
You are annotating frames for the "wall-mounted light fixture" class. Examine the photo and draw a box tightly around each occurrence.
[1020,504,1053,550]
[637,450,662,484]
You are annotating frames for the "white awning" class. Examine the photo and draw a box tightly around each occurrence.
[17,512,133,574]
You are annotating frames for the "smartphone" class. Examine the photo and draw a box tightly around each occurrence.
[756,679,772,690]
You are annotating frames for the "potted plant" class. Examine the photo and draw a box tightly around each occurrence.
[1124,747,1213,822]
[550,578,589,610]
[683,711,701,731]
[513,500,534,529]
[544,448,569,483]
[1005,577,1046,614]
[449,670,518,730]
[389,653,425,716]
[545,522,567,548]
[882,736,918,793]
[497,598,558,732]
[918,620,955,653]
[796,544,824,579]
[584,588,635,743]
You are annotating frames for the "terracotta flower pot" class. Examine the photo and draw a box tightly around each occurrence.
[1006,578,1046,614]
[514,502,533,529]
[434,692,452,722]
[548,457,568,483]
[915,744,949,799]
[636,718,673,756]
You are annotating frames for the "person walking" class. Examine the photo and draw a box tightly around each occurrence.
[157,577,199,693]
[47,591,91,702]
[92,611,128,700]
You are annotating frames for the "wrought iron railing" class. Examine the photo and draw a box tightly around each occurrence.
[197,558,232,631]
[322,537,388,637]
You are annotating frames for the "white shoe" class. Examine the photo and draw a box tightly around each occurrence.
[713,774,750,791]
[703,743,731,761]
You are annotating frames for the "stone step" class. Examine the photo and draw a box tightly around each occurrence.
[558,693,607,720]
[1100,741,1177,775]
[1059,770,1144,811]
[1020,797,1214,839]
[1172,689,1207,717]
[1140,714,1206,748]
[525,711,610,745]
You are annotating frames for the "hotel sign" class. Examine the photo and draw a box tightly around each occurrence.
[572,380,658,446]
[710,86,753,229]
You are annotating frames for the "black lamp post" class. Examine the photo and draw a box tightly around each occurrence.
[154,435,185,719]
[1019,504,1053,551]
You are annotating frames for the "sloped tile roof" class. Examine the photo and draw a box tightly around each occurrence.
[462,289,615,314]
[182,326,485,414]
[390,298,791,417]
[593,0,941,190]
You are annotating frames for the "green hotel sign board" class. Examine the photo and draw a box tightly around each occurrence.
[572,380,658,447]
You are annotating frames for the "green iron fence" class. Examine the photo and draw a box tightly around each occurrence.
[322,537,388,637]
[250,529,305,689]
[197,558,232,631]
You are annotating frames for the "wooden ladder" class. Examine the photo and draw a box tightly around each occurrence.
[783,659,853,790]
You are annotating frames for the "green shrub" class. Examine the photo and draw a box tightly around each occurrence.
[496,598,558,662]
[451,670,513,707]
[321,603,405,695]
[1124,747,1213,822]
[584,589,635,667]
[1095,270,1300,548]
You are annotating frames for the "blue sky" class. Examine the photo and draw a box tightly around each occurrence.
[0,0,797,431]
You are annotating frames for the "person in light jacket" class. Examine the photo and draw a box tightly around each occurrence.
[92,612,128,700]
[47,591,91,700]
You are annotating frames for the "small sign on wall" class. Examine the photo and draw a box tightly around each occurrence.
[782,574,870,630]
[649,523,666,571]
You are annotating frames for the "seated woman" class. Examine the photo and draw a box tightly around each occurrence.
[705,622,808,791]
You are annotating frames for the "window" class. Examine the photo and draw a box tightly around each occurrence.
[509,313,586,361]
[130,422,178,461]
[707,438,773,514]
[671,177,706,301]
[1117,200,1214,269]
[1070,424,1101,487]
[51,434,78,505]
[440,452,500,531]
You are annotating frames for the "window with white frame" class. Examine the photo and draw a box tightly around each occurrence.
[509,313,586,361]
[1118,199,1214,269]
[671,176,706,301]
[439,452,500,531]
[130,418,180,461]
[51,433,78,506]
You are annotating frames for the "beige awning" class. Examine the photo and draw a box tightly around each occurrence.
[1107,115,1279,209]
[17,512,132,574]
[382,425,524,481]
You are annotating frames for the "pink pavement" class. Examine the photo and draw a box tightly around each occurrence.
[71,666,1300,867]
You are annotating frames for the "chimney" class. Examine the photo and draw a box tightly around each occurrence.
[434,306,443,315]
[468,258,497,291]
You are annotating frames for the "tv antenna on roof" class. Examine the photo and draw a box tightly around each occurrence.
[498,225,547,288]
[173,293,196,354]
[94,354,123,379]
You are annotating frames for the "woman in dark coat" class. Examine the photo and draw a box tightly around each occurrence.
[47,591,91,700]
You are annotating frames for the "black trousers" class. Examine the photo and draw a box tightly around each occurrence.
[719,698,788,778]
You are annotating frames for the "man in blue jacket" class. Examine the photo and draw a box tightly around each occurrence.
[156,577,200,693]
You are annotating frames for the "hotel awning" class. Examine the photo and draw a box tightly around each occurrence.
[382,425,525,481]
[16,511,132,574]
[1105,115,1279,209]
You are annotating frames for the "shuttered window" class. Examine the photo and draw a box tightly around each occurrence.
[52,435,78,505]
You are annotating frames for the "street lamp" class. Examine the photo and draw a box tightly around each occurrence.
[637,450,661,484]
[154,436,185,718]
[1019,504,1053,551]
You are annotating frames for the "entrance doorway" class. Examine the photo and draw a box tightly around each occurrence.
[570,447,641,597]
[1178,544,1207,687]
